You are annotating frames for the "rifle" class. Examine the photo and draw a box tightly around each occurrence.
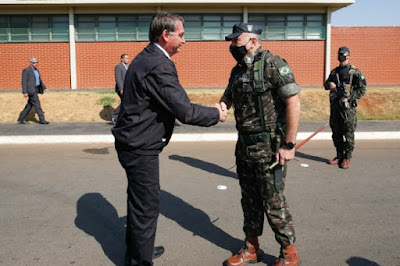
[268,122,329,170]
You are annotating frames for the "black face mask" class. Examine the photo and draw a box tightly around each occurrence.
[338,54,347,62]
[229,39,251,63]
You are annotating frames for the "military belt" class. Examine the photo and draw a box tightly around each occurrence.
[239,132,275,145]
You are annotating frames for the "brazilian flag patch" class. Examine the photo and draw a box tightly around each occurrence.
[361,75,365,80]
[278,66,292,76]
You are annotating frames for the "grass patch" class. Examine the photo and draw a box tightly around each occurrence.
[98,96,116,107]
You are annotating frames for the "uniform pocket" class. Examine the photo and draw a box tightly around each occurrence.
[246,143,274,163]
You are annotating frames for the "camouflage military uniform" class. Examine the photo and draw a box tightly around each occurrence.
[223,48,301,248]
[324,64,366,160]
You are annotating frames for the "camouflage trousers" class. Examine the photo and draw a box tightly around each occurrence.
[330,100,357,160]
[235,139,296,248]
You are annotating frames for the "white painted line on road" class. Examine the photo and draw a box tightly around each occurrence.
[1,132,400,144]
[0,135,114,144]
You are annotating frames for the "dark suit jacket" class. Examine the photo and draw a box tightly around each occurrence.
[112,43,219,154]
[115,62,127,92]
[21,66,46,95]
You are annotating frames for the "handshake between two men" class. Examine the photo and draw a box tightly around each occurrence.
[214,102,228,122]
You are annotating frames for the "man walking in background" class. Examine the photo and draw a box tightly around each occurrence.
[18,57,49,124]
[111,54,129,125]
[324,46,366,169]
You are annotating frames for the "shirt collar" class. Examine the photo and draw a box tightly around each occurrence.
[153,42,171,60]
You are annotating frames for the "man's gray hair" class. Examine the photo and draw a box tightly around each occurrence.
[250,33,262,46]
[29,57,38,63]
[149,11,184,43]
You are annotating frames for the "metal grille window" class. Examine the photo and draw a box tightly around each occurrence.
[0,15,69,42]
[75,14,152,41]
[248,14,326,40]
[182,14,242,40]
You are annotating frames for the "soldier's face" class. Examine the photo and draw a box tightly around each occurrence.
[338,52,349,64]
[231,33,251,48]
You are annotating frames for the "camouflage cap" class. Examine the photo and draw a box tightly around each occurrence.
[338,46,350,54]
[225,23,262,41]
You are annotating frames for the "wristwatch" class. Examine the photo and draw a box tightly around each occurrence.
[283,141,296,150]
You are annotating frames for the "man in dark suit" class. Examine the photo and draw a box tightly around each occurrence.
[111,54,129,124]
[112,12,227,266]
[18,57,49,124]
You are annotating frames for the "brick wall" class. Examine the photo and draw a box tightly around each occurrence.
[75,42,148,89]
[73,40,324,88]
[172,40,325,87]
[331,27,400,85]
[0,43,70,90]
[1,27,399,90]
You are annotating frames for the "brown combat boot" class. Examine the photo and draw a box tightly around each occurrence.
[340,159,351,169]
[226,237,260,266]
[274,245,300,266]
[327,157,340,165]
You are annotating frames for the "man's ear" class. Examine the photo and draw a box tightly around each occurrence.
[251,37,258,48]
[161,29,169,43]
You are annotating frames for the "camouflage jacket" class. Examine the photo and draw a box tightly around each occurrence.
[223,48,301,134]
[324,64,367,103]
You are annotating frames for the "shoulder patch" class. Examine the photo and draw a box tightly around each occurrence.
[278,65,292,76]
[361,75,365,80]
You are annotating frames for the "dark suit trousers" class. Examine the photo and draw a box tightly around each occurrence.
[111,91,122,119]
[116,147,160,266]
[18,92,45,121]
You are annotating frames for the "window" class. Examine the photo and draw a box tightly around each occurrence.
[0,15,69,42]
[182,14,242,40]
[248,14,326,40]
[75,14,152,42]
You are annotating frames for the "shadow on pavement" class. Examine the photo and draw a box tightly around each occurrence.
[159,190,276,264]
[74,191,276,265]
[82,146,111,155]
[75,193,126,266]
[99,106,114,121]
[160,190,243,254]
[169,154,238,180]
[346,257,381,266]
[296,151,328,164]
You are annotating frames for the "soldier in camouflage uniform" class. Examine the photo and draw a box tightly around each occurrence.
[324,47,366,169]
[219,23,301,266]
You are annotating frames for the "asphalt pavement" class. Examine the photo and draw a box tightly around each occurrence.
[1,140,399,265]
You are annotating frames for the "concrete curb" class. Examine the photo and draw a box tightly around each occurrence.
[1,132,400,144]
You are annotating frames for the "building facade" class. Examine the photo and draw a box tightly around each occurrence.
[1,0,399,90]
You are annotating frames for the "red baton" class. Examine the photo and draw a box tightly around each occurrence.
[268,122,329,170]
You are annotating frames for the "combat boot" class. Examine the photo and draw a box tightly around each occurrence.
[226,237,260,266]
[340,159,351,169]
[274,245,300,266]
[327,157,339,165]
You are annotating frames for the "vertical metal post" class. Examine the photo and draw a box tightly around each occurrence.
[69,7,77,90]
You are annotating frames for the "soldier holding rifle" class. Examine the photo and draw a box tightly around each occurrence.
[324,46,366,169]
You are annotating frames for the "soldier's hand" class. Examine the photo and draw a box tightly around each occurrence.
[276,147,295,165]
[220,101,227,112]
[214,103,227,122]
[23,93,28,98]
[329,82,337,92]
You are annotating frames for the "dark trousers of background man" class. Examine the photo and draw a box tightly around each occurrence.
[116,146,160,266]
[111,90,122,123]
[18,90,45,122]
